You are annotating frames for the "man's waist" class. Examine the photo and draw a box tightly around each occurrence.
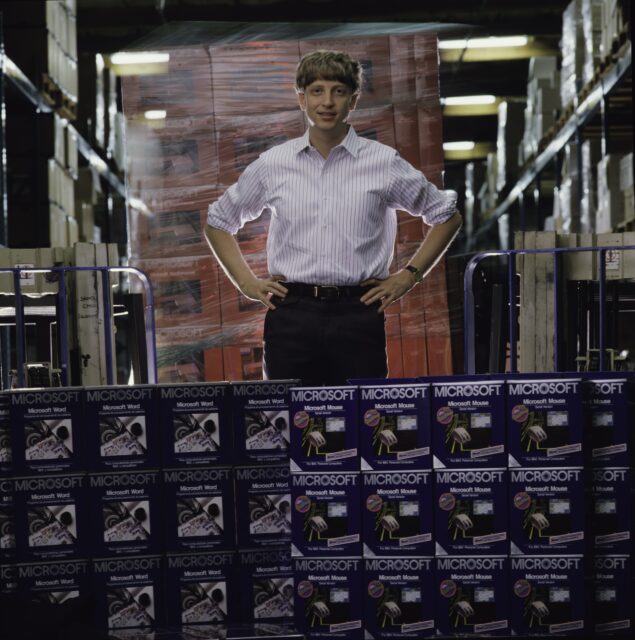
[280,282,372,300]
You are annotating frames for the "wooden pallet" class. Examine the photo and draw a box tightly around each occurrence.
[42,72,78,121]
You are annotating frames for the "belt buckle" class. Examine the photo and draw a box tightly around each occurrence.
[314,285,340,299]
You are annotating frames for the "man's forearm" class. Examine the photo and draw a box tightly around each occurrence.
[405,211,462,279]
[204,224,255,290]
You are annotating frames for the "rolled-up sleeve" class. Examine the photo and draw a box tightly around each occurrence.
[386,153,457,225]
[207,156,268,234]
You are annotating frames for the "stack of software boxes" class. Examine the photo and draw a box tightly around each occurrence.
[232,380,297,627]
[289,384,362,639]
[583,373,634,636]
[358,379,434,639]
[158,382,236,629]
[431,376,509,637]
[507,376,587,636]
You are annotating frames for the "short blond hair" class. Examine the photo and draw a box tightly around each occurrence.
[296,50,363,95]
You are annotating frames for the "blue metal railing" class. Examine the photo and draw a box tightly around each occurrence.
[1,265,156,387]
[464,245,635,374]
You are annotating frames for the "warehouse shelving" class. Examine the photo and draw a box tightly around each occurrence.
[468,38,632,249]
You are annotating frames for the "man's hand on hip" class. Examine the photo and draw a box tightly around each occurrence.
[360,270,416,312]
[240,276,288,310]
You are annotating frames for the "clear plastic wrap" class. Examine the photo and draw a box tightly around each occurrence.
[122,23,455,382]
[560,0,585,108]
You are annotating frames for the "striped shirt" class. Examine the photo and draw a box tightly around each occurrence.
[207,126,457,285]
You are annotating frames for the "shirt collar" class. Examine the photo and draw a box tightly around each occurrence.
[295,126,360,158]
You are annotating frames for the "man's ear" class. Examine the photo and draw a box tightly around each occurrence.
[297,92,306,111]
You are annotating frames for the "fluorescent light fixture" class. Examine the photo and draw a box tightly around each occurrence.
[439,36,529,50]
[442,94,497,106]
[144,110,167,120]
[110,51,170,65]
[443,141,476,151]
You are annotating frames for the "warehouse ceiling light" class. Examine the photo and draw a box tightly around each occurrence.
[441,95,497,106]
[443,141,476,151]
[110,51,170,65]
[144,110,167,120]
[439,36,529,49]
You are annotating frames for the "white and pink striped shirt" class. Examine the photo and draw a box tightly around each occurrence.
[207,126,457,285]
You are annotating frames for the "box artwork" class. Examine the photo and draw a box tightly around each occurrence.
[589,467,632,554]
[592,555,632,635]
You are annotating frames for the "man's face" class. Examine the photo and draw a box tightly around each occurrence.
[298,79,359,135]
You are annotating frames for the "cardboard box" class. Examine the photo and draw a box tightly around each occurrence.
[235,466,291,549]
[430,377,506,469]
[132,255,222,328]
[363,557,435,638]
[12,474,87,561]
[300,35,392,107]
[237,547,294,622]
[222,343,265,382]
[293,556,363,639]
[289,386,358,473]
[414,33,441,105]
[348,105,396,148]
[211,41,300,116]
[592,555,632,635]
[0,477,16,557]
[583,375,635,466]
[231,380,297,466]
[362,471,433,557]
[510,555,585,635]
[417,105,444,180]
[126,115,218,191]
[291,473,361,557]
[434,469,508,556]
[0,393,13,475]
[435,556,509,636]
[506,377,584,468]
[589,467,632,554]
[158,383,232,468]
[389,34,417,104]
[216,111,305,185]
[92,555,163,630]
[356,380,431,471]
[8,388,84,475]
[83,386,160,471]
[87,470,162,557]
[12,558,91,604]
[121,47,214,118]
[509,467,585,556]
[163,467,235,553]
[164,551,236,626]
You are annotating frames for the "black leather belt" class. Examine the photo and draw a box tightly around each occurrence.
[281,282,371,300]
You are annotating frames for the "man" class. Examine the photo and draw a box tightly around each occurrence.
[205,50,462,386]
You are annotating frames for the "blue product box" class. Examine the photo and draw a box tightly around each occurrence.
[158,383,232,468]
[93,555,163,630]
[8,387,84,474]
[583,375,635,466]
[363,557,435,638]
[510,555,585,636]
[434,469,508,556]
[237,547,294,622]
[163,467,235,552]
[589,467,632,554]
[12,474,87,561]
[435,556,509,636]
[0,477,15,558]
[592,555,632,636]
[429,377,506,469]
[165,551,236,626]
[291,472,361,557]
[0,392,12,474]
[293,556,363,639]
[84,385,160,471]
[14,557,91,604]
[232,380,298,466]
[289,386,358,472]
[356,380,431,471]
[88,470,162,556]
[235,466,291,549]
[506,377,583,467]
[362,471,433,557]
[509,467,585,555]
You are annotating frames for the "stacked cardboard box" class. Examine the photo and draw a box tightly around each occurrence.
[496,101,526,192]
[122,32,453,382]
[560,0,585,109]
[582,0,605,84]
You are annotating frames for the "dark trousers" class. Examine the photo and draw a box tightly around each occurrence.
[263,293,387,386]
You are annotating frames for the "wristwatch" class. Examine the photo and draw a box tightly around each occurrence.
[404,264,423,283]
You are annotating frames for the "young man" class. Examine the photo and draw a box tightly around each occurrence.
[205,50,462,386]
